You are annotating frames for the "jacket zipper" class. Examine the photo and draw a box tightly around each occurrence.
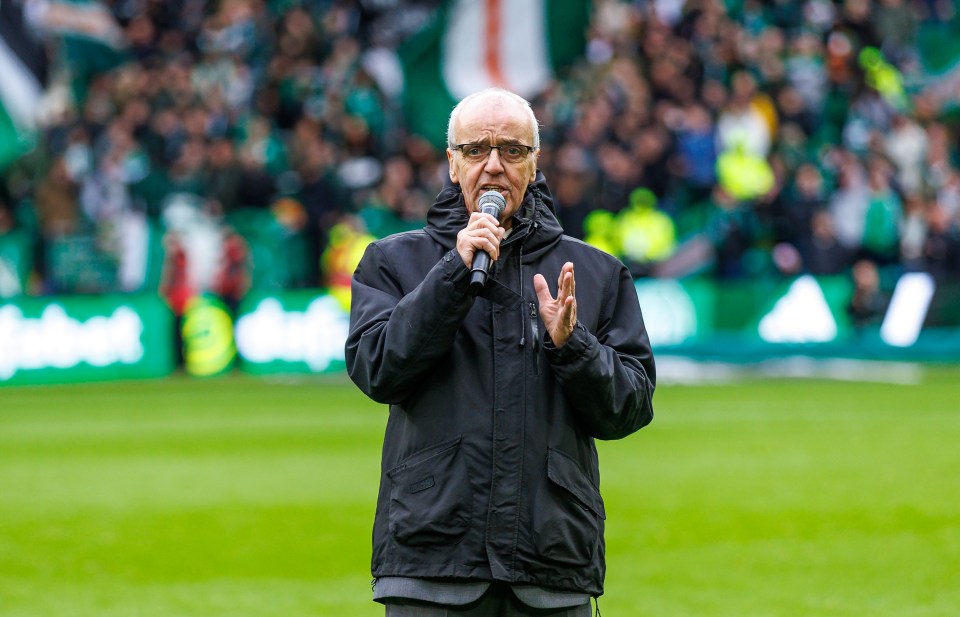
[529,302,540,375]
[518,234,526,349]
[517,229,540,376]
[519,303,525,348]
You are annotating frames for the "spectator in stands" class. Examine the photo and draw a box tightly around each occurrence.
[551,143,596,240]
[803,209,852,276]
[594,141,643,213]
[900,193,929,272]
[631,123,674,201]
[616,188,677,277]
[704,184,761,280]
[717,71,774,159]
[358,155,427,238]
[884,111,928,195]
[322,214,374,311]
[847,258,889,330]
[295,132,345,287]
[212,230,251,315]
[0,199,30,297]
[203,137,244,215]
[873,0,919,60]
[861,157,903,265]
[773,163,828,250]
[923,201,960,281]
[828,150,871,254]
[667,102,718,210]
[159,233,192,367]
[34,154,81,241]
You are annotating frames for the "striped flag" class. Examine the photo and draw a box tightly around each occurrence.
[0,0,47,170]
[0,0,126,171]
[34,0,128,102]
[399,0,590,147]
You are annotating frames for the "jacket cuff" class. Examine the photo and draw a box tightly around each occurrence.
[543,322,590,362]
[441,249,471,289]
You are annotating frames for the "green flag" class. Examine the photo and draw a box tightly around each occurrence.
[399,0,591,148]
[39,0,128,101]
[0,0,127,171]
[0,95,32,172]
[0,2,46,171]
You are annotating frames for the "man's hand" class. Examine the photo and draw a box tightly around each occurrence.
[456,211,504,269]
[534,262,577,347]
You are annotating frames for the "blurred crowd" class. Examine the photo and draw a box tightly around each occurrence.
[2,0,960,321]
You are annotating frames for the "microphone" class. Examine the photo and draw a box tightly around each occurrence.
[468,190,506,293]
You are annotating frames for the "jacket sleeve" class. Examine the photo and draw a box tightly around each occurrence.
[345,242,475,404]
[544,264,656,440]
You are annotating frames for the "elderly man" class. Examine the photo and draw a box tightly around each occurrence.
[346,88,656,616]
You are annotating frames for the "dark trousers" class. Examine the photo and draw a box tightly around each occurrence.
[384,583,592,616]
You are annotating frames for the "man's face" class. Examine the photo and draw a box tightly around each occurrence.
[446,96,539,227]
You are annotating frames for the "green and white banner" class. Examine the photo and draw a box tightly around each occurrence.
[638,273,960,361]
[4,274,958,388]
[0,294,174,386]
[235,291,349,375]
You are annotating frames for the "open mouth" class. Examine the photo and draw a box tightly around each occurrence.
[480,186,506,195]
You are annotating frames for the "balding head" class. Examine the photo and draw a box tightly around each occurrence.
[447,88,540,149]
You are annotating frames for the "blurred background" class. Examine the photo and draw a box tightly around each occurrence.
[2,0,960,381]
[1,1,960,616]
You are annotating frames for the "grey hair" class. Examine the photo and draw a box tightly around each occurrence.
[446,87,540,149]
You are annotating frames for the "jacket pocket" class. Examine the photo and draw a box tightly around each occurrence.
[533,448,606,566]
[387,435,471,546]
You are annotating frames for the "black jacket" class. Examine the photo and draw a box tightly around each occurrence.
[345,172,655,596]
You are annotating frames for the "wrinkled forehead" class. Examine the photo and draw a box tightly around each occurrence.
[454,96,534,144]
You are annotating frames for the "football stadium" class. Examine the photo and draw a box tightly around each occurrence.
[2,1,960,616]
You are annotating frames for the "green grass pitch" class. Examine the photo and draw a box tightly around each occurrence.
[1,368,959,616]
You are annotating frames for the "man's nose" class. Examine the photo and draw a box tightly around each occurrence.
[483,148,505,173]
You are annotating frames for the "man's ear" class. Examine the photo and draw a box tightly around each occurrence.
[446,149,459,184]
[527,150,540,184]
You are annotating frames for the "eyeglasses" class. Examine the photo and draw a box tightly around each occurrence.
[454,143,536,164]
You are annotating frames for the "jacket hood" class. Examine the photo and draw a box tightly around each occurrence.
[424,170,564,260]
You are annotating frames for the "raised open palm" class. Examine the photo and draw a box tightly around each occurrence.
[533,261,577,347]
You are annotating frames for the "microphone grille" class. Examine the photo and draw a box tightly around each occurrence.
[478,190,506,215]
